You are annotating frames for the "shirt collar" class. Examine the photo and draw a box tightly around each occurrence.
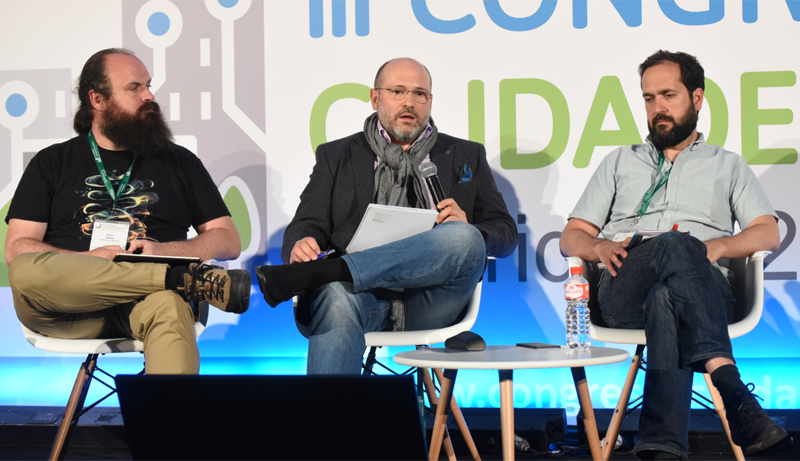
[644,132,707,162]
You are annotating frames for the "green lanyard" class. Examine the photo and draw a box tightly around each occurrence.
[88,130,137,210]
[637,150,671,218]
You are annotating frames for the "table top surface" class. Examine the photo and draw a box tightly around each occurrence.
[393,345,629,370]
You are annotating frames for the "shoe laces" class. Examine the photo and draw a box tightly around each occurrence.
[733,383,765,426]
[187,263,227,302]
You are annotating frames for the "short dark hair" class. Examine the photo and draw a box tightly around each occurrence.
[374,58,432,89]
[639,50,705,94]
[73,48,135,134]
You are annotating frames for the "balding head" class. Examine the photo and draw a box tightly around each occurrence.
[370,57,433,149]
[374,58,432,90]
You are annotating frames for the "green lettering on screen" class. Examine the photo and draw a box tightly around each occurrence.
[703,77,728,147]
[574,76,641,168]
[741,71,797,164]
[499,78,569,170]
[309,83,371,154]
[468,80,485,145]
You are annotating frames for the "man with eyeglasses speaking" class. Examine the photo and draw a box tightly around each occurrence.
[256,58,517,374]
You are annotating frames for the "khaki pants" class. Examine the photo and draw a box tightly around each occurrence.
[9,251,199,374]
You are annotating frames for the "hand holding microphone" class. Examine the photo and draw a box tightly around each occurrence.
[419,162,467,224]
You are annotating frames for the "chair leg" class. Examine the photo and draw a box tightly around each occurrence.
[703,373,745,461]
[362,346,378,376]
[49,353,98,461]
[602,344,644,461]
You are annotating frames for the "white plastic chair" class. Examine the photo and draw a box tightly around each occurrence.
[293,281,482,356]
[21,302,208,461]
[566,251,768,461]
[293,280,484,461]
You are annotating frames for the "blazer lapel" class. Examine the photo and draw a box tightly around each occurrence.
[353,134,376,210]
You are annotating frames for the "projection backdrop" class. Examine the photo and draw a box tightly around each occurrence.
[1,0,799,416]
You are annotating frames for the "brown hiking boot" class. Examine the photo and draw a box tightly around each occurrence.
[181,263,250,314]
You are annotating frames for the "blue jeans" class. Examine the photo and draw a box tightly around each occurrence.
[306,221,486,375]
[597,232,735,459]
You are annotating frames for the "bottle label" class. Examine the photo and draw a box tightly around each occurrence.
[565,283,589,300]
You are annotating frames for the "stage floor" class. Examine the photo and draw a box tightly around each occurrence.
[1,405,798,460]
[0,447,797,461]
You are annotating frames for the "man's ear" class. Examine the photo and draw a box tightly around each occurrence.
[693,87,704,112]
[370,88,379,110]
[88,89,105,111]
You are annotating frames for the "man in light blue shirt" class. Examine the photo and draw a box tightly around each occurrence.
[561,50,786,459]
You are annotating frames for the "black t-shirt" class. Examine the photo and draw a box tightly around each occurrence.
[6,135,230,252]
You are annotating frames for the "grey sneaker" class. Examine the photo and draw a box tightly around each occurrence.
[182,263,250,314]
[727,384,788,454]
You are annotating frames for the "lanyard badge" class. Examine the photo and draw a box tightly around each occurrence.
[613,151,671,244]
[89,219,131,251]
[87,131,136,250]
[88,130,137,211]
[637,150,671,218]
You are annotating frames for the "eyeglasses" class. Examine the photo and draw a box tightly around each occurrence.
[374,88,432,104]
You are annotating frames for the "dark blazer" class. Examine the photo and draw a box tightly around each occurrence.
[282,131,517,263]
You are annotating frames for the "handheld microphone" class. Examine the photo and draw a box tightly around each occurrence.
[419,162,446,210]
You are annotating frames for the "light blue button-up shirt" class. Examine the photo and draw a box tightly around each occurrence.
[569,133,776,243]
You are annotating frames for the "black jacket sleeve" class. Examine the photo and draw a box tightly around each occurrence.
[280,142,337,264]
[466,143,517,258]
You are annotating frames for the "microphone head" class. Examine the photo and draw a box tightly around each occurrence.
[419,162,438,178]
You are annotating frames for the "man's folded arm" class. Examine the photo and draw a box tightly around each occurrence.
[703,214,779,264]
[560,217,630,277]
[128,216,241,262]
[5,218,126,265]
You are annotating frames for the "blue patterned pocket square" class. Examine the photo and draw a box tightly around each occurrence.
[457,164,473,183]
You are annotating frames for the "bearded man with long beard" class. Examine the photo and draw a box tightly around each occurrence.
[561,50,786,459]
[6,49,250,375]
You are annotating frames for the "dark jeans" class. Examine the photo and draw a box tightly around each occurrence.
[597,232,735,459]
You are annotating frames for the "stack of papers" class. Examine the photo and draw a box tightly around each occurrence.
[346,204,439,254]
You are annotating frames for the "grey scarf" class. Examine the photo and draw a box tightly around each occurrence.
[363,113,439,330]
[365,112,438,209]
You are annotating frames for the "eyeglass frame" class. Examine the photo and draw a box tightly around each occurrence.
[374,87,432,104]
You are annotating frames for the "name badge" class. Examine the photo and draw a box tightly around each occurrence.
[611,223,639,243]
[89,219,131,251]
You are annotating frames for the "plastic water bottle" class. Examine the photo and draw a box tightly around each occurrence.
[565,266,591,348]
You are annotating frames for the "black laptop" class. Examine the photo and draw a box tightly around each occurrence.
[115,374,427,460]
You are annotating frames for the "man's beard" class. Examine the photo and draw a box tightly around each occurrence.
[377,103,428,143]
[648,103,698,152]
[99,99,173,156]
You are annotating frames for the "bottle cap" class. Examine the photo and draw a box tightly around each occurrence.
[569,266,583,275]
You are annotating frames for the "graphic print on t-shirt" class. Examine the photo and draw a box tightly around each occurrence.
[76,169,159,241]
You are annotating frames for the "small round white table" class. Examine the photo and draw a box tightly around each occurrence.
[394,345,630,461]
